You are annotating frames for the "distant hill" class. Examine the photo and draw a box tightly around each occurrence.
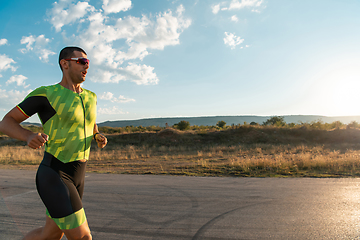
[21,122,41,127]
[97,115,360,128]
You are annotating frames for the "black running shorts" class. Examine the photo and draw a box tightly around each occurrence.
[36,152,87,230]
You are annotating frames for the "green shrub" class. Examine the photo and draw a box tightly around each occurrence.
[262,116,286,127]
[347,121,359,129]
[216,120,226,128]
[174,121,190,131]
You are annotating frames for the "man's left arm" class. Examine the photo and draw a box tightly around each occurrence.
[93,124,107,148]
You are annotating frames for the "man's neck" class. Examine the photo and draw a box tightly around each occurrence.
[59,77,82,93]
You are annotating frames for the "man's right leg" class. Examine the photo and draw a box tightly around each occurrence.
[22,215,64,240]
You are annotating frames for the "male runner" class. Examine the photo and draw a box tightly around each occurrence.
[0,46,107,240]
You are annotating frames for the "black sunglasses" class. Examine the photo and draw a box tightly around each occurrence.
[64,57,90,65]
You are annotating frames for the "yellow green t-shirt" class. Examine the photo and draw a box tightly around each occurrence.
[17,84,97,163]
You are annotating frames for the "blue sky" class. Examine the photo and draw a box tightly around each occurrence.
[1,0,360,123]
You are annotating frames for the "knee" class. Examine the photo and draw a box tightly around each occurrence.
[63,219,92,240]
[43,233,64,240]
[21,227,63,240]
[66,232,92,240]
[81,233,92,240]
[48,233,64,240]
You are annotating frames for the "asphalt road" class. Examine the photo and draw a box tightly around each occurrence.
[1,169,360,240]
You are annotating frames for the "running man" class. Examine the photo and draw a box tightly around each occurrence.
[0,46,107,240]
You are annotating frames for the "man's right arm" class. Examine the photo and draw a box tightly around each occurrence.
[0,107,48,149]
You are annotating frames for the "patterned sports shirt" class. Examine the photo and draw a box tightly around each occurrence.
[17,84,97,163]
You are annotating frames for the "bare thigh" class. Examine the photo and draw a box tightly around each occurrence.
[63,220,92,240]
[43,216,64,239]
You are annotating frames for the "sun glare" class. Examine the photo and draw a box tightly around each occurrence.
[304,60,360,116]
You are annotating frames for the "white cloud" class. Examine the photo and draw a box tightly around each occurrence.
[98,106,128,115]
[48,2,190,85]
[47,0,95,32]
[212,1,262,51]
[90,62,159,85]
[212,4,220,14]
[228,0,263,10]
[90,69,125,84]
[212,0,264,14]
[231,15,238,22]
[0,54,17,73]
[102,0,132,14]
[125,63,159,85]
[0,39,8,46]
[99,91,135,103]
[116,95,135,103]
[99,91,114,101]
[0,88,32,109]
[20,35,56,62]
[6,75,29,88]
[20,36,36,52]
[224,32,244,49]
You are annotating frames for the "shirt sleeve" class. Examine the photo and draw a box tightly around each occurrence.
[16,87,56,124]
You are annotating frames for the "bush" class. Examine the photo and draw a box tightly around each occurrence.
[347,121,359,129]
[330,121,343,129]
[287,123,296,128]
[216,121,226,128]
[174,120,190,131]
[262,116,286,127]
[310,120,325,130]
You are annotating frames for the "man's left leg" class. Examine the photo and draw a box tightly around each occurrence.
[22,215,64,240]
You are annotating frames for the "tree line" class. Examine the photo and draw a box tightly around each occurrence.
[1,116,358,136]
[100,116,360,133]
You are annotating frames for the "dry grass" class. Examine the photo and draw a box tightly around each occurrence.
[86,143,360,177]
[2,126,360,177]
[0,145,43,170]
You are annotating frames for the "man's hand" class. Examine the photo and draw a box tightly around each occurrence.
[27,133,48,149]
[94,133,107,149]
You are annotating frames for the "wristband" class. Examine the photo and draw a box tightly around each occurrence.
[93,132,100,140]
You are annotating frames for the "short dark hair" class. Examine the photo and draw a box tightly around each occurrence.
[59,46,87,71]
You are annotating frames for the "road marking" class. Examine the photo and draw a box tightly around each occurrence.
[4,190,37,200]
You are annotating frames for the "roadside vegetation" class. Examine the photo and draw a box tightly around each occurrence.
[1,116,360,177]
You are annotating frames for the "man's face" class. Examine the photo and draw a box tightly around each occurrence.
[68,51,89,84]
